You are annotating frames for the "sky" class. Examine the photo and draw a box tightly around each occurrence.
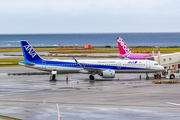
[0,0,180,34]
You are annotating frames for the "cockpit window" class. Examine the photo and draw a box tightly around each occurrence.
[154,63,159,65]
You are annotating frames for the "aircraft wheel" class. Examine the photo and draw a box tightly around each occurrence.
[89,75,95,80]
[146,73,149,80]
[170,74,175,79]
[159,75,161,79]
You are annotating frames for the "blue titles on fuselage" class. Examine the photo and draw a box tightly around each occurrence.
[128,61,137,64]
[97,61,115,63]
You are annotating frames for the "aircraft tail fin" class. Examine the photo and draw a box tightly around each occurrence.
[20,40,43,62]
[117,37,131,54]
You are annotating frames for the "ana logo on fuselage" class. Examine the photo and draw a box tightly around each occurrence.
[23,45,37,58]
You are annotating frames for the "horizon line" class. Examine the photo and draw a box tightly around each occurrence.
[0,32,180,35]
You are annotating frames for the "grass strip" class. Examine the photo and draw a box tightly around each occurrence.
[0,115,22,120]
[0,59,24,67]
[0,47,180,53]
[0,47,58,52]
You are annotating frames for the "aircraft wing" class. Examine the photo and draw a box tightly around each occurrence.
[72,56,82,67]
[81,67,106,72]
[116,55,125,59]
[72,56,107,72]
[116,54,130,60]
[118,56,125,59]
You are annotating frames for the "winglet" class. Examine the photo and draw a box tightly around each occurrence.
[72,56,82,67]
[57,104,61,120]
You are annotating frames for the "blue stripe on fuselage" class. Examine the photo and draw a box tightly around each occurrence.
[34,60,151,70]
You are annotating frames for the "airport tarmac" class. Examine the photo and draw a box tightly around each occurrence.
[0,66,180,120]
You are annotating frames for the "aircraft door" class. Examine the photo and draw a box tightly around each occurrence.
[42,61,46,69]
[117,62,121,69]
[146,61,150,68]
[82,63,85,67]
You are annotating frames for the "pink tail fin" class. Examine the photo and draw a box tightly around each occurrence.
[117,37,131,54]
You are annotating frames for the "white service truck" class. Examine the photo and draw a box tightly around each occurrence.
[165,69,180,79]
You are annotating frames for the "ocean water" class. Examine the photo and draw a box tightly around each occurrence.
[0,33,180,47]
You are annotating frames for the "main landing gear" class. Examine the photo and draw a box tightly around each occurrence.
[89,75,95,80]
[49,71,57,81]
[146,73,149,80]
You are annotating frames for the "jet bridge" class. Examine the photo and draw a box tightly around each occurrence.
[142,48,180,79]
[143,47,180,69]
[153,52,180,68]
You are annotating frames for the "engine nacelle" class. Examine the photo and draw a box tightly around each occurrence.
[100,70,115,78]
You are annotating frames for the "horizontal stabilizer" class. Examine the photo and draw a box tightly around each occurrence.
[18,61,35,65]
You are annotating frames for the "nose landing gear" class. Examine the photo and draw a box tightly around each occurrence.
[146,73,149,80]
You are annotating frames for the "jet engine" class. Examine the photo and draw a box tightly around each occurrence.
[100,70,115,78]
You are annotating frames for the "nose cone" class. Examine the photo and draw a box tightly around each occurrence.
[159,65,164,71]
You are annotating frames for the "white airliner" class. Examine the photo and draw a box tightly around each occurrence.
[18,40,164,80]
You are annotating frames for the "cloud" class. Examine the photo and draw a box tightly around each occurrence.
[0,0,178,13]
[0,0,179,33]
